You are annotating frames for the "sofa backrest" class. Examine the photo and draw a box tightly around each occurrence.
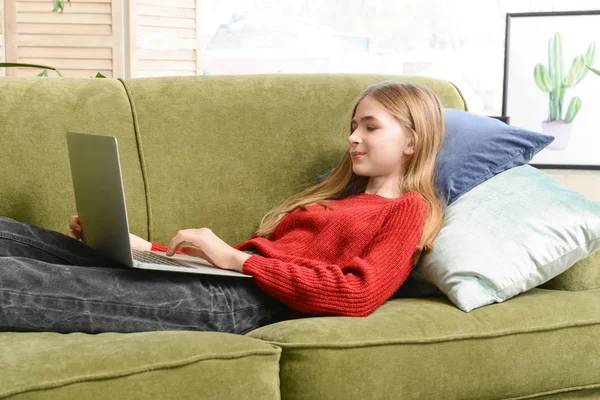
[0,78,149,238]
[0,74,467,245]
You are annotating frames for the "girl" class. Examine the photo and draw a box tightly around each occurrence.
[0,80,445,334]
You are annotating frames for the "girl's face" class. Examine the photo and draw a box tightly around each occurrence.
[348,96,414,179]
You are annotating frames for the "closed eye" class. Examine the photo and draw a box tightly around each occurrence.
[350,124,378,132]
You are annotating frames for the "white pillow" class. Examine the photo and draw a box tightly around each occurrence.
[416,164,600,312]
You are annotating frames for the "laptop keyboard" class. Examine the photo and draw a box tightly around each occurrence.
[132,249,197,268]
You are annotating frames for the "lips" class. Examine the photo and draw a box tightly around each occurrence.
[351,152,366,156]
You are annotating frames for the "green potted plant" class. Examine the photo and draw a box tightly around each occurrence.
[52,0,71,13]
[533,32,596,150]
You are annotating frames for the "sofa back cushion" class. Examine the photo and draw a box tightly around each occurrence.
[0,78,148,238]
[122,74,467,244]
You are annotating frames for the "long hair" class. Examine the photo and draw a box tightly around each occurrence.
[253,81,446,257]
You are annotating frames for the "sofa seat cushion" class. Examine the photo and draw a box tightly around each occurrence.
[0,331,281,399]
[248,288,600,400]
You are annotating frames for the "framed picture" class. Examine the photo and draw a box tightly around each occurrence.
[502,10,600,170]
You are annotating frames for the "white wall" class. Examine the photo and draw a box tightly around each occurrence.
[544,170,600,202]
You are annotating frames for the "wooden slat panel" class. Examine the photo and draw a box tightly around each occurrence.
[195,0,201,76]
[138,0,194,8]
[5,0,124,77]
[16,34,115,47]
[127,0,137,77]
[137,69,195,77]
[137,25,196,39]
[129,0,201,78]
[5,0,17,76]
[137,5,195,19]
[137,49,195,61]
[137,59,196,71]
[17,23,111,35]
[19,57,112,69]
[18,0,110,3]
[0,44,4,77]
[138,15,195,29]
[137,37,197,50]
[17,12,111,24]
[17,67,113,78]
[0,0,4,35]
[0,0,4,77]
[111,0,123,78]
[17,2,111,13]
[19,46,112,59]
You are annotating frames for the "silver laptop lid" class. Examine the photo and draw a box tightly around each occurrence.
[66,131,135,267]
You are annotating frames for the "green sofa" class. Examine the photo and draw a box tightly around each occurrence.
[1,74,599,399]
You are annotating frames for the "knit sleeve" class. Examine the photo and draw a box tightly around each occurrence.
[241,196,429,317]
[150,241,183,254]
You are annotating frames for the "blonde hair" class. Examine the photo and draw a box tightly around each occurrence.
[253,81,446,258]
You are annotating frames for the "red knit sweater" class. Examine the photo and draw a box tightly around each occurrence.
[151,191,429,317]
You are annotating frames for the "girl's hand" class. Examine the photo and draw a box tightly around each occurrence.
[165,228,243,271]
[68,215,85,241]
[68,215,151,251]
[129,233,152,251]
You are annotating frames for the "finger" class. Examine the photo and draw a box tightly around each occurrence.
[181,246,215,265]
[180,246,206,258]
[166,236,186,256]
[166,231,199,256]
[69,217,81,231]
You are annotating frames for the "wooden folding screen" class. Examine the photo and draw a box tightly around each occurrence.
[128,0,203,78]
[4,0,124,78]
[0,0,5,76]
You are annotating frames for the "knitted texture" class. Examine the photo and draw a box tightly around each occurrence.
[236,192,429,317]
[151,191,428,317]
[150,242,183,254]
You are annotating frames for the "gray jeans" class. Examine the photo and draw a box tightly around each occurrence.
[0,216,291,334]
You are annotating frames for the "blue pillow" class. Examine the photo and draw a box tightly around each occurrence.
[317,109,555,205]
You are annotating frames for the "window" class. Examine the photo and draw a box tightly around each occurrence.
[198,0,600,115]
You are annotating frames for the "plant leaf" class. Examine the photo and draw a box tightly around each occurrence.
[534,64,552,92]
[548,32,563,91]
[585,42,596,66]
[0,62,64,77]
[587,65,600,76]
[565,96,582,123]
[95,72,107,78]
[564,55,585,87]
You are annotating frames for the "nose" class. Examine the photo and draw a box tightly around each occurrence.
[348,130,361,146]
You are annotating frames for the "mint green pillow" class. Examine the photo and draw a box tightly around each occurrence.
[416,164,600,312]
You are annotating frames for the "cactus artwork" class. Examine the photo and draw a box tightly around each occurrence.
[533,33,596,150]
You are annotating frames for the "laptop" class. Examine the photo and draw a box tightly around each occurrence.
[66,131,252,278]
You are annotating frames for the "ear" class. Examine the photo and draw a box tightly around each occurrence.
[404,137,416,155]
[403,130,416,156]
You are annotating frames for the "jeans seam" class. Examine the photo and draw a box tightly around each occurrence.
[0,288,268,315]
[0,231,80,265]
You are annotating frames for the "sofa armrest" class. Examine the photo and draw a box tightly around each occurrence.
[539,250,600,291]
